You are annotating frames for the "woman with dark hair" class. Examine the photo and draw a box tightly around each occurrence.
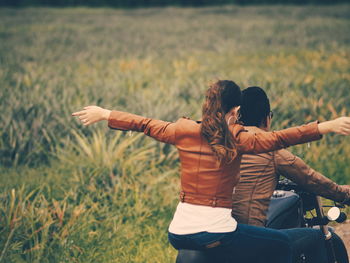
[72,80,350,263]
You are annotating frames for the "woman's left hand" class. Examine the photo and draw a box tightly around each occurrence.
[72,106,111,126]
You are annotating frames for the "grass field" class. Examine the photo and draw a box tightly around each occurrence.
[1,5,350,262]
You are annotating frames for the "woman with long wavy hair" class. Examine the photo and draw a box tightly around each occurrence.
[72,80,350,263]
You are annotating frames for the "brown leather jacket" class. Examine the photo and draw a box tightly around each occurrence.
[231,126,350,227]
[108,111,322,208]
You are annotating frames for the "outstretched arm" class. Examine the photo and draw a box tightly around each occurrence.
[232,117,350,154]
[275,149,350,203]
[72,106,177,144]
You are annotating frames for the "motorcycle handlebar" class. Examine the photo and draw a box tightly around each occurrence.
[306,212,347,227]
[336,212,347,223]
[277,179,348,209]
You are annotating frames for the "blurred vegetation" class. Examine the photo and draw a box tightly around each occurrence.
[0,5,350,262]
[1,0,350,7]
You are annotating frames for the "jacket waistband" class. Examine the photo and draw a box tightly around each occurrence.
[179,191,232,208]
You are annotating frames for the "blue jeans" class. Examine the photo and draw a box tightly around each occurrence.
[282,228,327,263]
[169,224,328,263]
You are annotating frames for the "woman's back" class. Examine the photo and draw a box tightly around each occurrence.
[175,118,242,208]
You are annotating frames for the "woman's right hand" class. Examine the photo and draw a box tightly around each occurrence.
[318,117,350,135]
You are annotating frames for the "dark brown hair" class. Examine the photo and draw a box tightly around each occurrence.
[240,86,271,127]
[201,80,242,162]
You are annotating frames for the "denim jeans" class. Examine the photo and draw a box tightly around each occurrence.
[282,228,327,263]
[169,224,328,263]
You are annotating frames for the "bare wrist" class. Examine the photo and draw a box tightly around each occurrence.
[317,120,333,135]
[103,109,111,121]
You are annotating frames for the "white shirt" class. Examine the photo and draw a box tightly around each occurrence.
[168,202,237,235]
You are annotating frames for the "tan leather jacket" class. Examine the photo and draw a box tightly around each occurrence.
[108,111,322,208]
[231,126,350,227]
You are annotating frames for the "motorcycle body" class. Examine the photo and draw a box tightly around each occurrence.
[176,179,349,263]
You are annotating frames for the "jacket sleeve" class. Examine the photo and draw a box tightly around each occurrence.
[231,121,322,154]
[275,149,350,202]
[107,110,177,145]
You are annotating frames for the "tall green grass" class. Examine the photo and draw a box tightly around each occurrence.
[0,5,350,262]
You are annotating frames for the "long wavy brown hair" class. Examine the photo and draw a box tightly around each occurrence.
[201,80,242,162]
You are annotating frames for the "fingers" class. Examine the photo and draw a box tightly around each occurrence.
[79,116,96,126]
[72,106,100,127]
[342,117,350,126]
[340,128,350,135]
[83,119,96,126]
[79,116,92,124]
[72,112,90,125]
[84,105,96,110]
[79,116,89,122]
[72,106,96,116]
[83,120,90,126]
[72,110,87,116]
[339,117,350,135]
